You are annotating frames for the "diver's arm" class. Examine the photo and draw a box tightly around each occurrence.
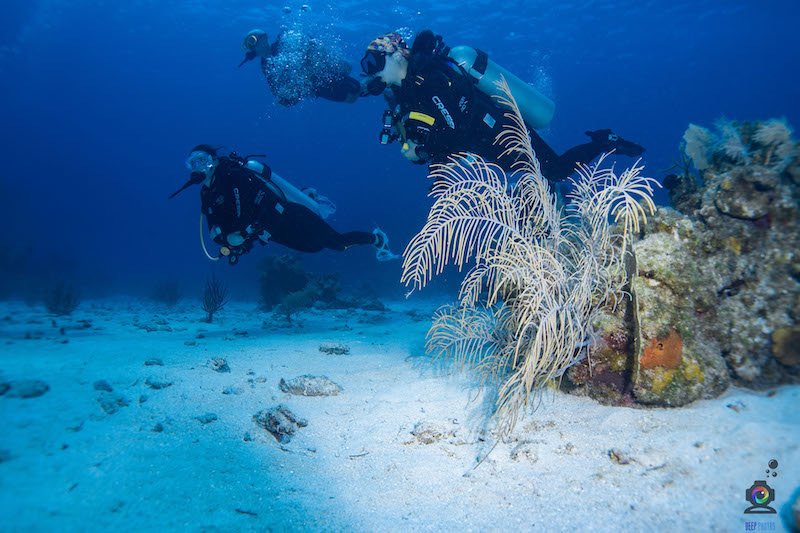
[400,69,464,161]
[340,76,362,103]
[203,208,237,250]
[314,75,362,103]
[362,76,388,97]
[201,186,230,246]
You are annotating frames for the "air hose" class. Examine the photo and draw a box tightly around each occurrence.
[199,214,219,261]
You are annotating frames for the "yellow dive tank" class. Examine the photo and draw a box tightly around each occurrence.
[447,46,555,130]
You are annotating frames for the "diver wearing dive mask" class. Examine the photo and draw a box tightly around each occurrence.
[168,149,216,199]
[363,29,645,178]
[185,150,214,174]
[169,145,400,265]
[239,29,270,67]
[237,28,384,105]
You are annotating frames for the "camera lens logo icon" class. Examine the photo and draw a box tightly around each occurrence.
[744,481,776,514]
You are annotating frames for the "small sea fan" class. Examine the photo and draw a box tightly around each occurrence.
[753,118,796,169]
[682,124,715,170]
[715,119,750,164]
[754,118,792,147]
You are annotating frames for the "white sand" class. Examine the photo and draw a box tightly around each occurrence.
[1,298,798,532]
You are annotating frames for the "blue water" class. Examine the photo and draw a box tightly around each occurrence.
[1,0,798,299]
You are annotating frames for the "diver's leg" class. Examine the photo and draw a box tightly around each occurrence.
[336,231,377,250]
[269,203,374,252]
[527,129,575,182]
[267,204,337,252]
[584,129,645,157]
[554,142,607,180]
[529,129,646,182]
[555,131,646,180]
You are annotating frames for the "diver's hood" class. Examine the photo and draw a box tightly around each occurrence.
[168,172,205,199]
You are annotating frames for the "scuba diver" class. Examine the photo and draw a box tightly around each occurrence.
[239,29,384,106]
[361,30,645,181]
[168,145,399,265]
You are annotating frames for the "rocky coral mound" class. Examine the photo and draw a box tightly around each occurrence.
[258,254,387,320]
[568,119,800,406]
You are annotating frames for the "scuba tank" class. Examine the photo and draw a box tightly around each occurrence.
[447,45,555,130]
[245,159,336,219]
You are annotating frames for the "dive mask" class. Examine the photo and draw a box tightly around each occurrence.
[360,50,386,76]
[243,33,259,51]
[169,151,215,198]
[239,30,267,67]
[185,150,214,173]
[242,30,267,51]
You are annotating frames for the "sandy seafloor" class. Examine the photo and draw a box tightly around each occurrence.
[1,298,798,532]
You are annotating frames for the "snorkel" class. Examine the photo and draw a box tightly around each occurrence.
[167,148,217,199]
[167,172,206,199]
[238,50,257,67]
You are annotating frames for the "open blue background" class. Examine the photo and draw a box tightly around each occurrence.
[1,0,797,300]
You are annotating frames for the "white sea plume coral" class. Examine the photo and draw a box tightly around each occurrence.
[570,155,657,248]
[425,304,513,381]
[401,78,659,436]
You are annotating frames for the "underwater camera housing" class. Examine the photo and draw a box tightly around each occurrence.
[379,109,399,145]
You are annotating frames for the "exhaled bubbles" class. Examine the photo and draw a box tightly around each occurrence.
[394,27,415,44]
[282,4,311,14]
[265,27,349,105]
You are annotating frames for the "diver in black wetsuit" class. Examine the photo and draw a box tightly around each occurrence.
[168,145,398,265]
[361,30,645,181]
[239,29,375,106]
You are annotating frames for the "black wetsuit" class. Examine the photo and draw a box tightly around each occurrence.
[261,30,362,106]
[200,156,374,262]
[390,32,628,181]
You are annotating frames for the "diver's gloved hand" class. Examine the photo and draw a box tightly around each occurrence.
[401,141,421,162]
[585,129,645,157]
[220,246,244,265]
[401,139,431,164]
[361,76,387,96]
[372,228,400,262]
[219,246,238,265]
[221,238,254,265]
[410,30,446,56]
